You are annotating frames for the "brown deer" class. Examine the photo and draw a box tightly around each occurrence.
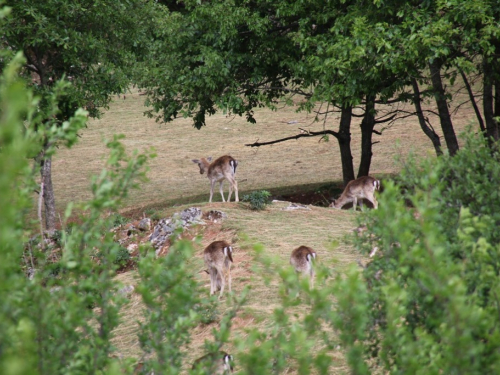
[290,246,317,288]
[203,240,233,298]
[192,155,239,203]
[192,351,233,374]
[330,176,380,210]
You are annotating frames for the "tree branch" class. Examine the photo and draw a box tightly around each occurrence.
[245,129,339,147]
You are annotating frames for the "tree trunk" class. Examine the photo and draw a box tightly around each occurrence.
[428,59,459,155]
[459,70,485,133]
[337,105,355,187]
[411,79,443,156]
[483,58,499,141]
[39,152,57,231]
[357,95,376,178]
[495,79,500,124]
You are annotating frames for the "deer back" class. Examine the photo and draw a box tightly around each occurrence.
[204,240,233,266]
[290,245,316,271]
[207,155,238,178]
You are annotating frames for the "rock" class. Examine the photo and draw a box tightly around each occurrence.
[138,218,152,231]
[149,207,205,252]
[179,207,203,224]
[282,203,311,211]
[203,210,227,222]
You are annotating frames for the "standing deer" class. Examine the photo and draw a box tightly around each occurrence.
[204,240,233,298]
[330,176,380,210]
[192,155,239,203]
[290,245,317,288]
[192,351,233,374]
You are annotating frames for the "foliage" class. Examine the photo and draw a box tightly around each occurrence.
[136,236,204,374]
[338,133,500,374]
[144,208,163,222]
[242,190,272,211]
[0,52,149,374]
[1,0,163,230]
[109,213,129,228]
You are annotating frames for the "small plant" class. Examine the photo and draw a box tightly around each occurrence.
[194,299,220,325]
[109,213,128,228]
[113,246,132,270]
[242,190,271,210]
[144,208,163,221]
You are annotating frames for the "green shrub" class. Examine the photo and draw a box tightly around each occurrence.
[337,133,500,374]
[113,246,132,270]
[242,190,271,210]
[109,213,128,228]
[144,208,163,221]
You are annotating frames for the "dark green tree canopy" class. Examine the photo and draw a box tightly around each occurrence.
[3,0,161,118]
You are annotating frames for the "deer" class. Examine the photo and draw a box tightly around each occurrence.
[290,245,317,289]
[192,155,239,203]
[330,176,380,210]
[203,240,233,298]
[192,351,233,374]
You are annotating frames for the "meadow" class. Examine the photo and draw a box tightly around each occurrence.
[51,89,473,372]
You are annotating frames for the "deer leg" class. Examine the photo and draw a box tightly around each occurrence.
[216,266,225,298]
[227,179,233,202]
[233,179,239,202]
[219,181,226,202]
[227,264,232,293]
[352,197,358,211]
[209,180,216,203]
[366,192,378,209]
[209,268,216,295]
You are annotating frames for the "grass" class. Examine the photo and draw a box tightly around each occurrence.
[51,87,471,214]
[49,87,476,372]
[111,201,358,372]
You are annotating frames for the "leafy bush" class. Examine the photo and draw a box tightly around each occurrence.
[242,190,272,210]
[109,213,128,228]
[113,246,132,270]
[0,53,151,374]
[144,208,163,221]
[337,133,500,374]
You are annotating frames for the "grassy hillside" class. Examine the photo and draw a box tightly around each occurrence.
[49,89,475,373]
[112,201,357,373]
[50,88,470,213]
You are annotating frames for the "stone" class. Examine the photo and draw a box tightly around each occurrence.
[138,218,152,231]
[149,207,205,252]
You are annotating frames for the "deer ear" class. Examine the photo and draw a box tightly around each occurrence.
[192,159,199,164]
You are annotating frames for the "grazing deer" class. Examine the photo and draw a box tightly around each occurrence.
[192,351,233,374]
[330,176,380,210]
[192,155,239,203]
[290,246,317,288]
[204,240,233,298]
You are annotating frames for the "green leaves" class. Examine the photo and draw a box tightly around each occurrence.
[344,133,500,374]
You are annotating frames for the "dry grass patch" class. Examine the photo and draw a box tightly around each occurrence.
[50,87,472,218]
[110,201,360,373]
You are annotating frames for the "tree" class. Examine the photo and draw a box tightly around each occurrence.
[139,0,500,188]
[1,0,161,230]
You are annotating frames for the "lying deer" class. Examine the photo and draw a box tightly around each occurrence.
[330,176,380,210]
[204,240,233,298]
[192,155,239,203]
[290,245,317,288]
[192,351,233,374]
